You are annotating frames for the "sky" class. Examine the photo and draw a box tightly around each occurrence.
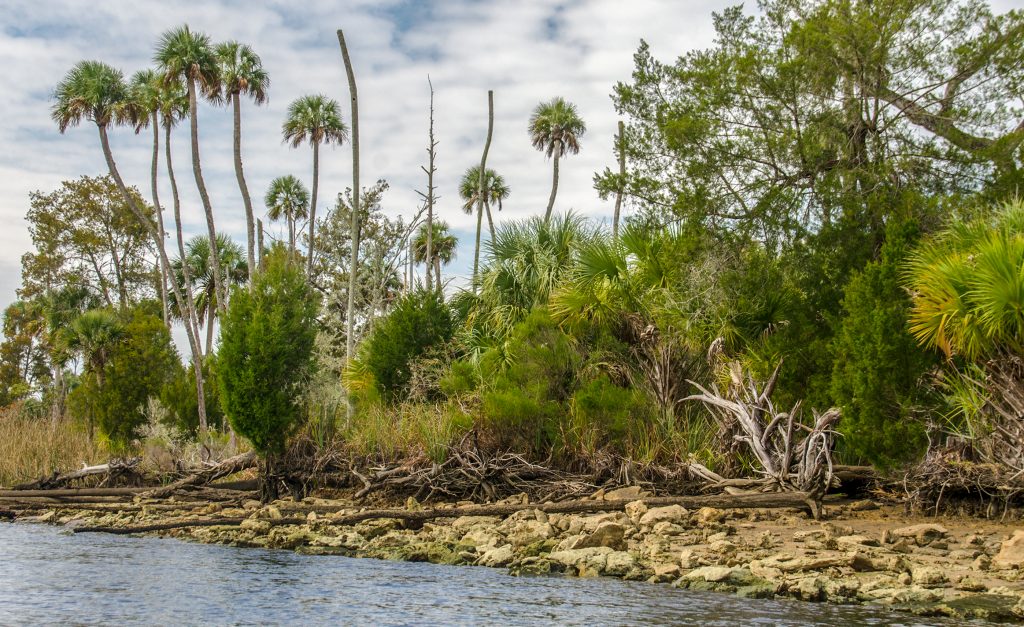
[3,0,1018,347]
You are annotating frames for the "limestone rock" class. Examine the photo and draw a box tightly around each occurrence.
[835,534,879,548]
[639,505,688,527]
[624,500,647,524]
[911,565,948,587]
[993,530,1024,569]
[887,523,947,547]
[604,551,636,576]
[572,522,626,551]
[683,566,750,584]
[477,544,515,568]
[694,507,726,526]
[604,486,649,501]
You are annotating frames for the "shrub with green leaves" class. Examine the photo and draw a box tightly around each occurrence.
[218,248,318,456]
[160,358,224,436]
[361,289,453,400]
[831,219,935,469]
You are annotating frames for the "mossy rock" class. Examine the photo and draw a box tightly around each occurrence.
[921,594,1022,621]
[519,538,558,558]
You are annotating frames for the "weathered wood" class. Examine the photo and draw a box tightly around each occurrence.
[74,491,818,535]
[0,487,149,498]
[13,457,142,490]
[142,451,256,499]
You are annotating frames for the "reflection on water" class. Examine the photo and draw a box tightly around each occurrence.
[0,522,950,626]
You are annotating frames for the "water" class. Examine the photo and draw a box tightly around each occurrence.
[0,522,955,626]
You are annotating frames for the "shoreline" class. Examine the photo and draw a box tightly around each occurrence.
[7,491,1024,622]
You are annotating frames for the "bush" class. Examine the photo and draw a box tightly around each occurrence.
[218,248,318,457]
[159,358,224,437]
[361,289,454,400]
[831,219,934,468]
[68,309,178,449]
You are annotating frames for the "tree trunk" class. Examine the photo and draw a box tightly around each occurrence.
[434,257,441,289]
[425,77,436,291]
[257,218,265,268]
[473,89,494,293]
[613,120,625,239]
[98,122,207,438]
[186,78,226,319]
[545,148,560,223]
[205,302,215,357]
[472,198,483,292]
[307,140,320,278]
[339,29,360,423]
[231,92,257,286]
[288,216,295,256]
[150,112,169,327]
[164,123,208,437]
[485,200,496,242]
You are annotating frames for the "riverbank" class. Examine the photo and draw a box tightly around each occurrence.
[7,489,1024,623]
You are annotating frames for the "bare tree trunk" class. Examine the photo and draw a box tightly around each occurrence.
[288,216,295,256]
[339,29,360,423]
[424,77,437,291]
[545,148,560,223]
[205,304,215,357]
[165,122,208,437]
[99,122,207,438]
[485,199,495,242]
[231,92,257,286]
[150,112,169,327]
[613,120,625,239]
[257,218,265,268]
[186,78,226,318]
[474,90,494,293]
[307,140,320,279]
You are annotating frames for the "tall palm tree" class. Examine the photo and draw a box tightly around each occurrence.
[155,25,227,317]
[413,220,457,288]
[459,165,510,286]
[282,94,347,278]
[264,175,310,256]
[216,41,269,282]
[528,97,586,222]
[172,234,248,356]
[52,59,210,437]
[128,68,171,327]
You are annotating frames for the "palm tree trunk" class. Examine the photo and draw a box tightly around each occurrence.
[164,122,209,437]
[339,29,360,423]
[150,112,169,327]
[257,218,265,268]
[288,217,295,256]
[205,302,215,357]
[307,140,319,278]
[434,256,441,288]
[231,92,257,286]
[99,122,208,438]
[613,120,625,240]
[545,149,560,223]
[472,201,483,292]
[186,77,226,318]
[485,200,496,242]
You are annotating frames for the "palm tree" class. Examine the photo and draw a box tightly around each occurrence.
[528,97,586,222]
[459,166,510,286]
[172,234,248,356]
[413,220,457,288]
[52,59,210,437]
[264,175,310,256]
[282,94,348,278]
[61,308,124,437]
[155,25,227,317]
[216,41,269,282]
[128,68,171,327]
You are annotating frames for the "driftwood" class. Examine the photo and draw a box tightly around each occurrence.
[74,490,820,535]
[143,451,257,499]
[14,457,142,490]
[0,487,149,498]
[686,360,841,496]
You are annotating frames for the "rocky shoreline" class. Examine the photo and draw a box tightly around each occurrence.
[14,488,1024,623]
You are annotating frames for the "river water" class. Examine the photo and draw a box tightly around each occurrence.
[0,522,955,626]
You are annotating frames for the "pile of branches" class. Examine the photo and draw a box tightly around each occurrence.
[904,444,1024,517]
[14,457,143,490]
[685,360,841,497]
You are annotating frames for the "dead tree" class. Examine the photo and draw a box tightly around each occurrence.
[686,361,841,497]
[415,76,438,291]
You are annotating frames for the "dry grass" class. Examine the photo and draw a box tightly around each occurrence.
[0,404,108,487]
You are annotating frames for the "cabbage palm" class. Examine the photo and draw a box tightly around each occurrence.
[155,25,226,317]
[264,175,310,256]
[459,166,510,286]
[282,94,348,278]
[906,203,1024,360]
[529,97,586,222]
[53,59,210,436]
[172,234,248,356]
[413,220,457,287]
[61,309,124,389]
[217,41,269,281]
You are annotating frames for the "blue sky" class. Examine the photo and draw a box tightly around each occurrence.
[3,0,1018,350]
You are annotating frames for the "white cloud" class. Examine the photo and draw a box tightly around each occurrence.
[0,0,731,343]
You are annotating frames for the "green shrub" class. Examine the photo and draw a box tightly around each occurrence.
[68,309,178,449]
[362,289,454,400]
[218,248,318,456]
[831,219,935,469]
[570,375,641,443]
[159,358,224,437]
[439,360,479,397]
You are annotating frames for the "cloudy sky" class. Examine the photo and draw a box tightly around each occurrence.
[0,0,742,321]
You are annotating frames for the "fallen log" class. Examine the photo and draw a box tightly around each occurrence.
[74,490,820,535]
[13,457,142,490]
[143,452,257,499]
[0,487,149,498]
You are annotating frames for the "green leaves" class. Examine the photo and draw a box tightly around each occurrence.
[528,97,586,158]
[282,94,347,148]
[52,61,131,131]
